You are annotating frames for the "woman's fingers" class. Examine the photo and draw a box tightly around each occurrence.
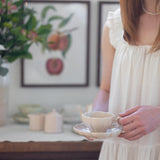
[125,132,146,141]
[122,121,139,132]
[119,113,137,126]
[120,127,145,139]
[119,106,140,117]
[85,136,94,141]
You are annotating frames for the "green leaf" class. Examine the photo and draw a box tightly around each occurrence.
[58,13,74,29]
[17,34,28,42]
[11,27,21,35]
[4,39,14,49]
[10,27,29,44]
[37,24,52,35]
[11,16,19,23]
[0,66,8,76]
[9,11,23,21]
[0,1,3,8]
[20,51,32,59]
[0,58,4,65]
[62,34,71,58]
[4,51,21,62]
[3,22,13,28]
[0,58,8,76]
[24,43,32,51]
[4,49,32,62]
[47,15,63,23]
[25,15,37,31]
[0,51,7,58]
[41,6,56,19]
[13,0,23,7]
[24,8,36,15]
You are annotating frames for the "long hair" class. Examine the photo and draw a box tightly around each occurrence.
[120,0,160,52]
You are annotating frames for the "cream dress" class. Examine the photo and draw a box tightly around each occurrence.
[99,9,160,160]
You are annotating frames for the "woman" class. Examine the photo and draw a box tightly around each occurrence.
[93,0,160,159]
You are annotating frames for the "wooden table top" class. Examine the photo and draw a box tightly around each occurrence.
[0,141,102,153]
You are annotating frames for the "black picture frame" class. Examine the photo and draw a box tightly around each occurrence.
[97,1,119,86]
[21,0,90,87]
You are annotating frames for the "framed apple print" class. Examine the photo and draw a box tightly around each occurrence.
[21,0,90,87]
[97,1,119,86]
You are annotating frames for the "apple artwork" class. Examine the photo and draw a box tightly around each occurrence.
[58,34,69,51]
[47,33,69,51]
[46,58,63,75]
[47,33,59,50]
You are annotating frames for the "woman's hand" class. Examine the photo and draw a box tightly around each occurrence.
[118,105,160,141]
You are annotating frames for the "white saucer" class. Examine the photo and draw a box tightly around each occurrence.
[73,122,122,140]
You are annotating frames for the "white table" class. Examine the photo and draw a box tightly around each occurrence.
[0,122,102,160]
[0,122,85,142]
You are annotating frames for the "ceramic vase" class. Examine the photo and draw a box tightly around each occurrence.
[0,63,9,126]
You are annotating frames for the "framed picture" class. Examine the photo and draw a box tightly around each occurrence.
[21,0,90,87]
[97,1,119,86]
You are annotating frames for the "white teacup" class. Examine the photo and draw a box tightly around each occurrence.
[81,111,116,132]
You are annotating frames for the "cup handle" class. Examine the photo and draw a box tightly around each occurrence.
[115,116,126,133]
[115,116,121,124]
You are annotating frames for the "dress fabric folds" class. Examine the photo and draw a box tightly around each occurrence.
[99,9,160,160]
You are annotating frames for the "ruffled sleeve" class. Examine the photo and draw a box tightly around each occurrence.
[104,8,123,49]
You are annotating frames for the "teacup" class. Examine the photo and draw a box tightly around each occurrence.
[81,111,116,132]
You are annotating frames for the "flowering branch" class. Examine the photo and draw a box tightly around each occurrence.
[0,0,52,76]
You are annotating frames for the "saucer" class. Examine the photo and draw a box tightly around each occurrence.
[73,122,122,140]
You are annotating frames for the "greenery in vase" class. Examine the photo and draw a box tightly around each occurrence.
[0,0,52,76]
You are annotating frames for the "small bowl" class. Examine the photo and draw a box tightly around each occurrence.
[18,104,43,116]
[81,111,116,132]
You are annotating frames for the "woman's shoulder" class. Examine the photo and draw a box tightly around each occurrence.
[104,8,123,49]
[107,8,121,20]
[105,8,122,28]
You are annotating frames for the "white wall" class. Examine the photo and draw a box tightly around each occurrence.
[8,0,118,115]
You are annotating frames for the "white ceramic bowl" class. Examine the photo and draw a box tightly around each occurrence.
[81,111,116,132]
[18,104,43,116]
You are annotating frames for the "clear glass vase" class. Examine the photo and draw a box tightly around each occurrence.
[0,63,9,126]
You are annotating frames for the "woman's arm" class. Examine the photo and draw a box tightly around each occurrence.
[93,89,109,112]
[93,24,115,112]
